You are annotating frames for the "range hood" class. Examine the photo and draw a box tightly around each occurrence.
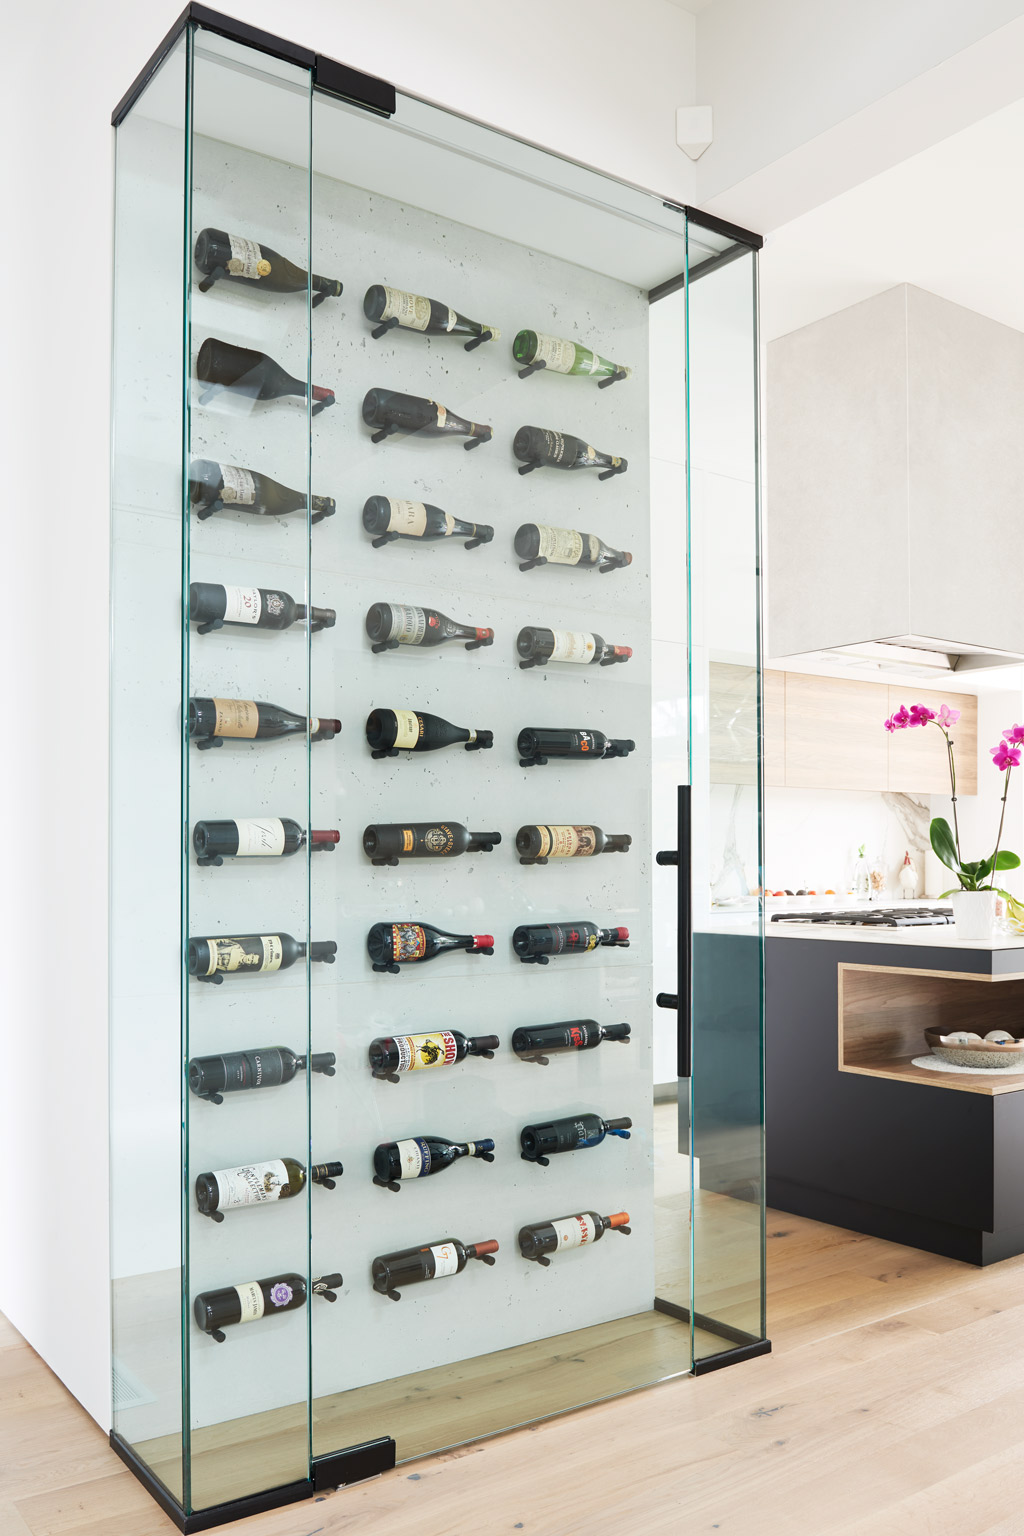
[766,283,1024,672]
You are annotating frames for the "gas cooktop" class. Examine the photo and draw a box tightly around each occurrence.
[770,906,955,927]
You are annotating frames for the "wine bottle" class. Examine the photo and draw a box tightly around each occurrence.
[188,1046,336,1104]
[195,1157,343,1221]
[194,228,342,304]
[188,698,340,750]
[192,819,339,866]
[361,388,492,448]
[373,1135,495,1191]
[516,628,631,670]
[188,583,335,635]
[365,708,493,758]
[514,523,631,574]
[362,823,501,865]
[518,1210,631,1264]
[517,727,635,767]
[512,922,630,964]
[512,426,626,478]
[194,1271,342,1342]
[366,602,493,654]
[512,1020,631,1065]
[372,1238,498,1301]
[512,330,632,385]
[189,933,337,983]
[520,1112,632,1166]
[362,496,493,550]
[188,460,336,524]
[367,922,494,974]
[196,338,335,414]
[368,1031,500,1082]
[363,284,499,347]
[515,825,631,865]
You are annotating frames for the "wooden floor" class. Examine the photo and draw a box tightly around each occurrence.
[8,1211,1024,1534]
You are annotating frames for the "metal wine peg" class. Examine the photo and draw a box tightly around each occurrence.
[616,1224,632,1236]
[519,856,548,866]
[518,657,545,670]
[370,316,401,339]
[521,1054,549,1066]
[371,532,401,548]
[196,497,223,520]
[464,735,493,751]
[199,1209,225,1223]
[464,531,493,549]
[474,1251,497,1265]
[597,368,629,389]
[195,619,224,635]
[517,359,548,380]
[370,424,398,444]
[473,946,495,957]
[518,954,549,965]
[195,973,225,985]
[211,1329,226,1343]
[371,857,400,867]
[531,1254,552,1266]
[310,395,334,418]
[463,433,490,450]
[521,1150,550,1166]
[195,854,224,868]
[464,328,494,352]
[198,1091,224,1104]
[370,747,399,760]
[519,754,547,767]
[385,1288,402,1301]
[599,554,630,574]
[370,639,401,654]
[519,557,547,571]
[311,290,330,310]
[599,652,629,666]
[464,635,493,650]
[598,461,627,482]
[198,385,222,407]
[371,962,401,976]
[195,737,224,750]
[373,1176,402,1193]
[517,459,540,475]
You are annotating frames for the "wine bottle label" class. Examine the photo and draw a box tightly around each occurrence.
[233,818,286,857]
[219,464,256,505]
[227,235,263,279]
[212,698,260,739]
[551,1214,598,1249]
[205,936,284,975]
[550,631,597,664]
[536,825,597,858]
[395,1138,431,1178]
[402,825,455,855]
[395,1032,459,1071]
[466,730,477,744]
[223,586,262,624]
[385,605,427,644]
[385,499,455,537]
[379,285,433,331]
[392,711,422,749]
[214,1160,289,1208]
[539,430,569,464]
[535,526,585,564]
[234,1281,265,1323]
[430,1243,460,1278]
[532,333,577,374]
[428,400,448,429]
[391,924,427,961]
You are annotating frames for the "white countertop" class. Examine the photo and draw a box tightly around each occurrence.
[766,922,1024,951]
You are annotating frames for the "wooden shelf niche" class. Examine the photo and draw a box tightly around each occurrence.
[839,963,1024,1096]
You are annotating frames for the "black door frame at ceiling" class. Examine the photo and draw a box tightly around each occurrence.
[108,4,768,1528]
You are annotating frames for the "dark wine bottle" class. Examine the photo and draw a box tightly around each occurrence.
[188,1046,336,1104]
[368,1030,500,1081]
[363,285,498,346]
[188,698,340,750]
[512,1020,631,1065]
[366,602,493,654]
[366,708,493,758]
[518,1210,631,1264]
[371,1238,498,1301]
[195,1157,343,1221]
[188,583,335,635]
[194,1271,342,1341]
[373,1134,495,1191]
[362,388,492,447]
[515,825,631,865]
[188,460,335,524]
[517,727,635,767]
[367,922,494,974]
[512,922,630,964]
[514,524,631,574]
[520,1112,632,1166]
[361,495,493,550]
[196,338,335,414]
[512,330,631,384]
[189,933,337,983]
[192,819,339,866]
[516,627,631,669]
[194,228,342,303]
[362,823,501,865]
[512,425,626,478]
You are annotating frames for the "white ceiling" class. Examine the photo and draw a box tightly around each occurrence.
[661,0,719,11]
[761,95,1024,344]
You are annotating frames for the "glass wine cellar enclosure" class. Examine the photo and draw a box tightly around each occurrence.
[109,7,766,1527]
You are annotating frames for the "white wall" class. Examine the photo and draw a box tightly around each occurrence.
[2,0,696,1432]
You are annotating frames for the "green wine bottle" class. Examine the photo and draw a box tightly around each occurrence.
[513,330,631,384]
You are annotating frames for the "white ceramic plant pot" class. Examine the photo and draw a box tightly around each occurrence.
[949,890,998,940]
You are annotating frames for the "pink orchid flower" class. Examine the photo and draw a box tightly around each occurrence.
[883,717,896,733]
[936,704,960,729]
[890,705,912,730]
[908,704,935,727]
[991,742,1022,772]
[1002,724,1024,746]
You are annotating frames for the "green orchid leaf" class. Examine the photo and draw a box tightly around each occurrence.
[929,818,960,873]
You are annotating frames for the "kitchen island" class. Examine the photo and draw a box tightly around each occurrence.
[766,923,1024,1264]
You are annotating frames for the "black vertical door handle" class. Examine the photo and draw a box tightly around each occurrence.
[656,786,692,1079]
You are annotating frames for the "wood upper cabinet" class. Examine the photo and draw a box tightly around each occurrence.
[886,686,977,794]
[761,671,978,793]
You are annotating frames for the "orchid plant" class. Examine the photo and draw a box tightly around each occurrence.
[883,704,1021,897]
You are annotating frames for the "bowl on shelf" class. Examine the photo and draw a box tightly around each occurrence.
[924,1027,1024,1069]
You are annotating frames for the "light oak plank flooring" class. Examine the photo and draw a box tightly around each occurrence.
[8,1212,1024,1534]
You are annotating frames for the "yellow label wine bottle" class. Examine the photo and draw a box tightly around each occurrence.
[514,523,631,573]
[515,825,631,864]
[194,228,342,303]
[364,284,499,344]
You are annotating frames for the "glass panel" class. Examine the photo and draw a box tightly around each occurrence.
[686,232,766,1361]
[181,26,315,1512]
[110,31,188,1508]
